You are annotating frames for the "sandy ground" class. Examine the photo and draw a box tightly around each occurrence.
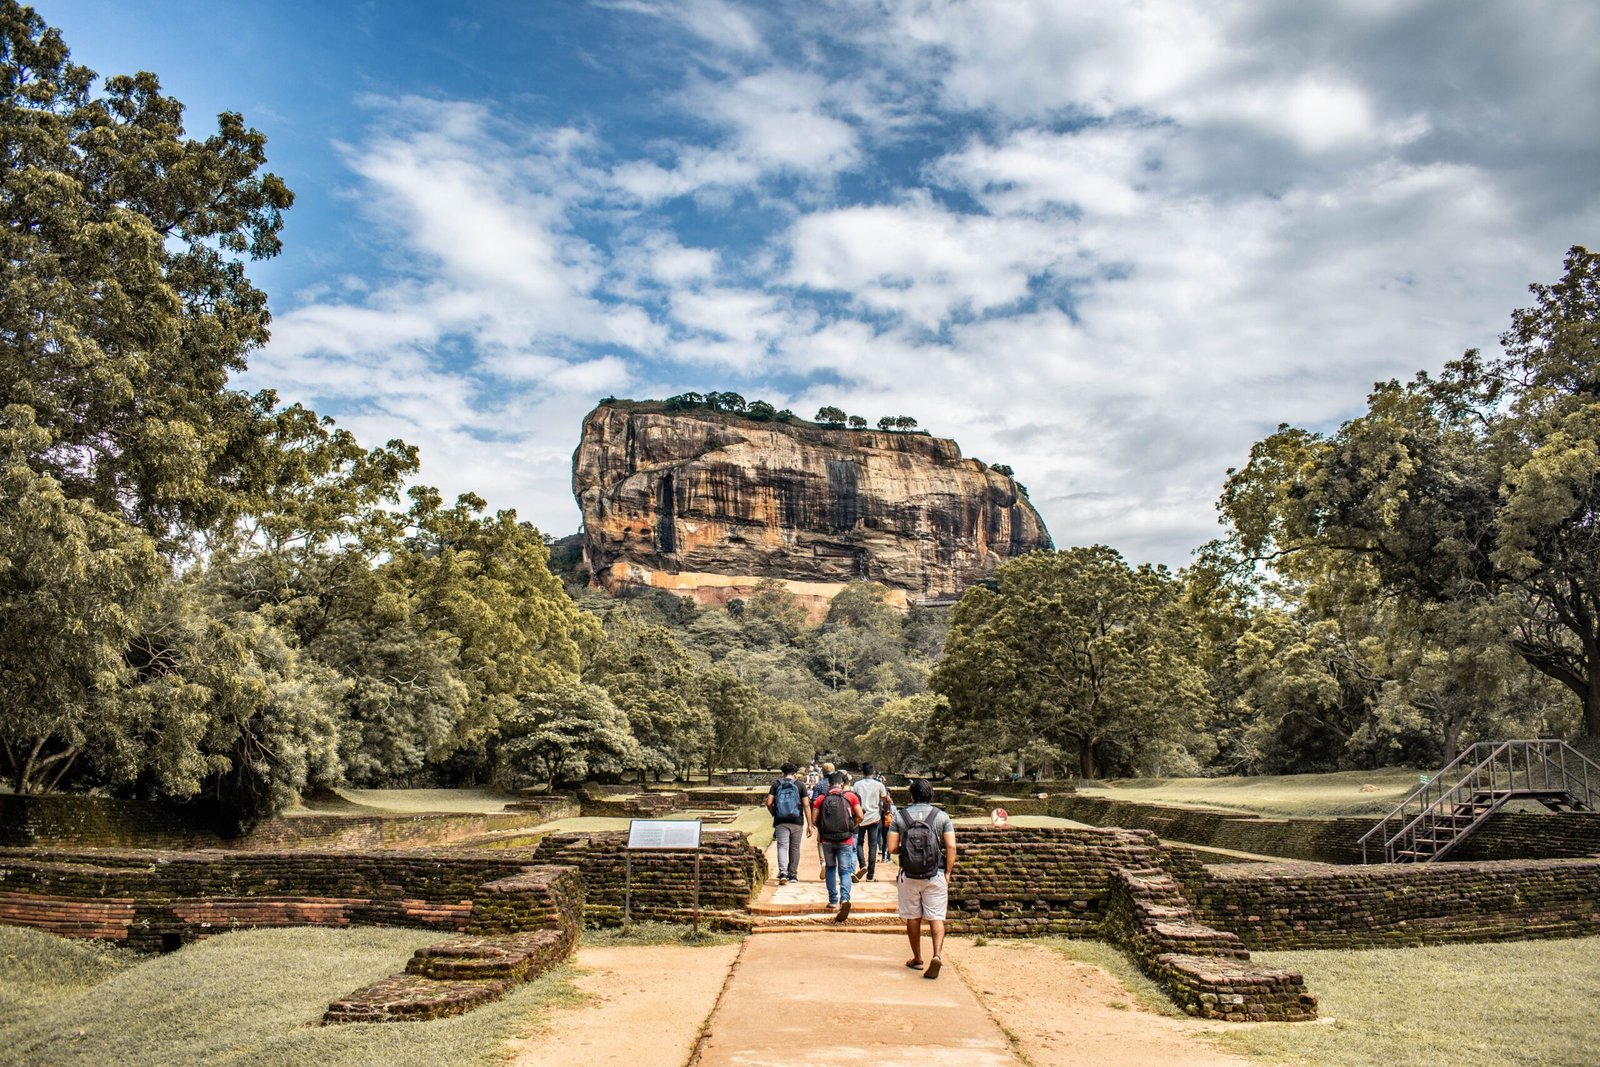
[505,934,1268,1067]
[954,938,1266,1067]
[505,942,743,1067]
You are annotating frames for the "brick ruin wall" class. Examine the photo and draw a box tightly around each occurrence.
[1046,794,1600,864]
[529,830,767,930]
[1173,855,1600,951]
[0,794,581,851]
[947,826,1317,1020]
[0,846,588,1023]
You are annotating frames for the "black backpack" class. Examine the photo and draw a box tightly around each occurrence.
[817,791,855,842]
[899,810,942,879]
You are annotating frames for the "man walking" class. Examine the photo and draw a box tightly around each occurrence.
[849,762,887,882]
[887,778,957,979]
[765,762,809,885]
[811,770,863,921]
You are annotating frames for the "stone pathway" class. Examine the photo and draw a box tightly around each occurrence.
[687,836,1021,1064]
[750,837,902,931]
[691,932,1021,1066]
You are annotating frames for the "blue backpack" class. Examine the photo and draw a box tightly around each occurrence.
[773,778,802,820]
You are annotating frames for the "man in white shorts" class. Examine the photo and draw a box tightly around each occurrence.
[886,777,957,979]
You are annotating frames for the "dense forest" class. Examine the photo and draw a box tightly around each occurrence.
[3,5,1598,827]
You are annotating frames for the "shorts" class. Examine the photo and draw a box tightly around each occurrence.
[896,871,948,921]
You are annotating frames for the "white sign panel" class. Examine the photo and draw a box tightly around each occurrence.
[627,819,703,850]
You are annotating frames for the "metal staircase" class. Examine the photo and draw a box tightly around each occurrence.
[1358,740,1600,864]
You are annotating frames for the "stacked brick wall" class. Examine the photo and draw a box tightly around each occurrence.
[1048,794,1600,864]
[1183,857,1600,950]
[947,826,1315,1021]
[944,826,1164,936]
[578,791,690,818]
[0,846,560,949]
[529,830,765,929]
[0,795,557,851]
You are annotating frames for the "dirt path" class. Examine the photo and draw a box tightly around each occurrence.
[505,942,742,1067]
[506,932,1268,1067]
[954,938,1267,1067]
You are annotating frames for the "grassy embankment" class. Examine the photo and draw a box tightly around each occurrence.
[1032,935,1600,1067]
[0,924,580,1067]
[1077,766,1424,817]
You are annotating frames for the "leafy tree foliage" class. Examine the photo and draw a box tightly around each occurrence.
[1,2,292,550]
[932,548,1210,778]
[496,679,639,791]
[1217,247,1600,739]
[814,406,847,426]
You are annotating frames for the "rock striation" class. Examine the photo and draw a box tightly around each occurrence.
[571,401,1052,615]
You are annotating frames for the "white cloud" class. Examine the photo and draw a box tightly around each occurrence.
[248,0,1599,559]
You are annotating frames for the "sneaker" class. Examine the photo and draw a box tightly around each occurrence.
[834,900,852,922]
[777,876,787,886]
[851,868,865,883]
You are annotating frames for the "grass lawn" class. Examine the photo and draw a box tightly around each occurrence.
[1213,938,1600,1067]
[1077,767,1425,817]
[299,787,519,815]
[0,925,581,1067]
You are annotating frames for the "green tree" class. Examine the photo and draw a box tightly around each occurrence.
[932,547,1210,778]
[1218,247,1600,738]
[847,415,867,430]
[396,489,598,770]
[585,609,709,781]
[496,679,640,792]
[0,408,165,793]
[854,693,944,774]
[815,406,847,426]
[1,2,293,549]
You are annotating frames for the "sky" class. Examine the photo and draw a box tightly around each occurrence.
[42,0,1600,566]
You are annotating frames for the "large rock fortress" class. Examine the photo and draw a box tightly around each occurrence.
[571,401,1052,616]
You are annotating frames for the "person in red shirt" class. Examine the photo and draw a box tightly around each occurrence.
[811,770,864,921]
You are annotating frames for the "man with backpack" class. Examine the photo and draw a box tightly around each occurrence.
[887,777,957,979]
[765,763,810,885]
[811,770,864,921]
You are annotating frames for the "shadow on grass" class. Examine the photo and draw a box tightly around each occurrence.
[0,925,583,1067]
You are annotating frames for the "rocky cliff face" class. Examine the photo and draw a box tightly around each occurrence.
[571,403,1052,615]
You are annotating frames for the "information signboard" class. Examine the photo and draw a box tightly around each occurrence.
[627,819,703,850]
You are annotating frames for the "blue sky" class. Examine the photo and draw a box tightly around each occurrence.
[43,0,1600,565]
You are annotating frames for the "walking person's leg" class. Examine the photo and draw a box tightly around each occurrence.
[823,843,840,905]
[903,916,923,967]
[898,872,926,967]
[773,824,792,884]
[833,842,856,921]
[861,823,877,879]
[787,822,802,880]
[923,874,950,979]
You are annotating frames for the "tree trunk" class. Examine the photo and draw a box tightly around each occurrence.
[1078,740,1097,779]
[1587,666,1600,739]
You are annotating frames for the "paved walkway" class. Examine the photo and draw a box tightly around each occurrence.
[692,932,1021,1066]
[687,833,1020,1064]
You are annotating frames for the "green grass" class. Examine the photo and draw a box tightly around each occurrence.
[299,787,519,815]
[580,921,742,947]
[0,925,583,1067]
[1213,938,1600,1066]
[1077,767,1425,817]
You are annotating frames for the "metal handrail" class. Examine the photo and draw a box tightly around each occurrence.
[1358,739,1600,864]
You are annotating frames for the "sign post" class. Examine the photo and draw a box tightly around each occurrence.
[625,819,704,935]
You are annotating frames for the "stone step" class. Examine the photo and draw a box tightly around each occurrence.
[751,913,904,934]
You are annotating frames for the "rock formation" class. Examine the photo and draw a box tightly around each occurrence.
[571,401,1052,616]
